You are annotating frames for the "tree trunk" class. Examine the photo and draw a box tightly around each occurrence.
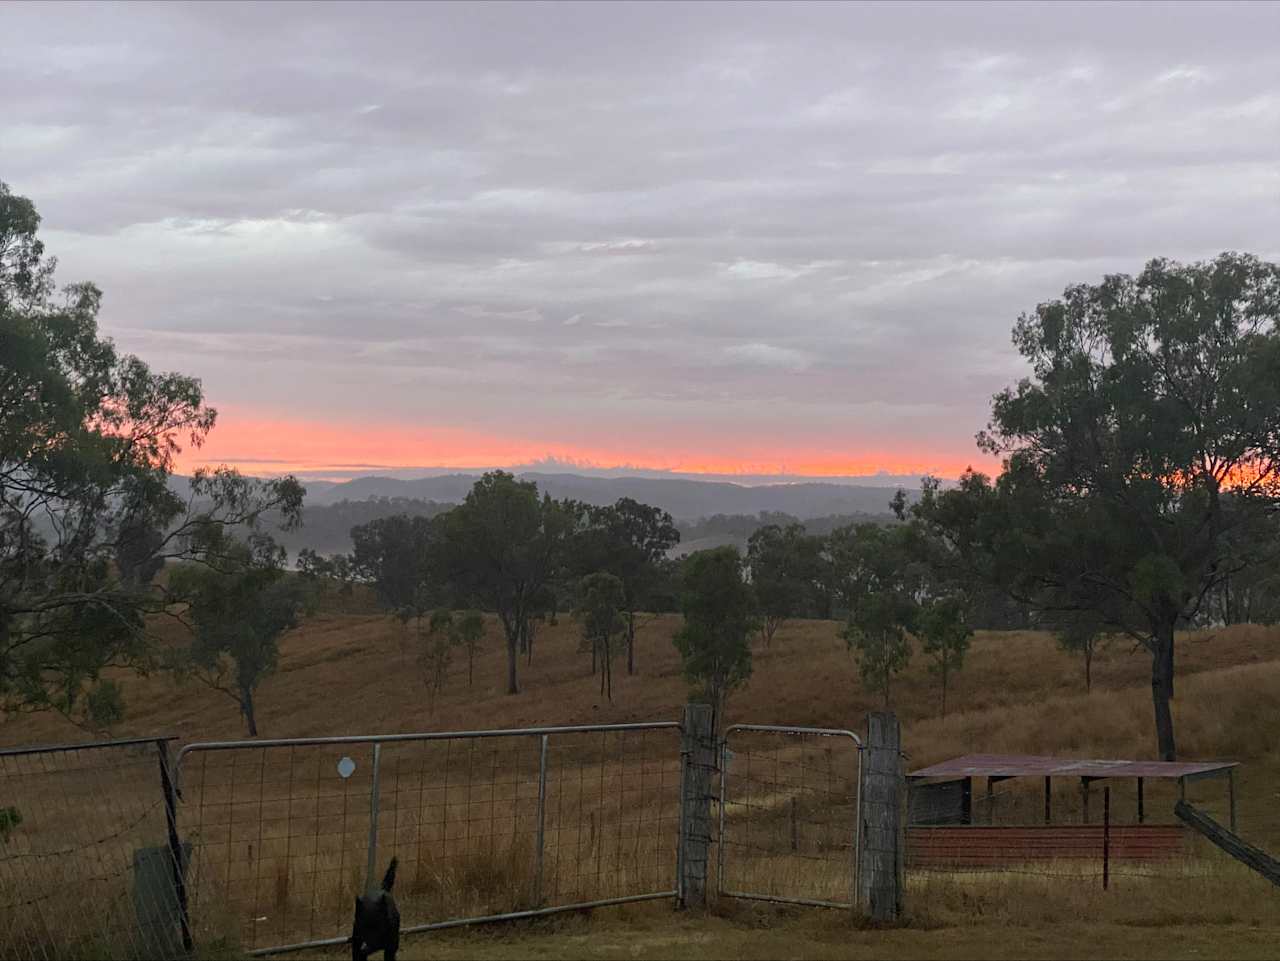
[241,690,259,737]
[506,634,519,695]
[591,640,598,676]
[882,668,891,709]
[1084,643,1093,692]
[626,612,636,675]
[1151,624,1176,761]
[763,618,780,648]
[605,640,613,701]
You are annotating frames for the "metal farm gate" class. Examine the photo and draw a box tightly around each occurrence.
[173,722,682,956]
[717,724,863,908]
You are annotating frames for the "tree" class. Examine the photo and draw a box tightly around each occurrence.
[1197,514,1280,626]
[454,610,485,689]
[0,181,303,728]
[917,595,972,716]
[672,547,756,735]
[170,533,310,736]
[830,523,919,708]
[443,472,580,694]
[575,499,679,674]
[1053,611,1109,692]
[574,572,627,702]
[745,523,824,646]
[349,514,441,612]
[909,253,1280,759]
[296,548,355,598]
[418,608,457,712]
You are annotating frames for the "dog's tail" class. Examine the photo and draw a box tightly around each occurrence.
[381,856,398,892]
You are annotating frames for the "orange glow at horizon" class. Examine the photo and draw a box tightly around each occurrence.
[175,410,992,481]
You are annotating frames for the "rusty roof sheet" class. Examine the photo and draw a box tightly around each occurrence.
[908,753,1237,781]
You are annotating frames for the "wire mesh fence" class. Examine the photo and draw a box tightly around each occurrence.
[174,722,683,954]
[716,725,862,908]
[0,736,184,961]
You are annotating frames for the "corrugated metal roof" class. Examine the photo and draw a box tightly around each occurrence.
[907,753,1237,781]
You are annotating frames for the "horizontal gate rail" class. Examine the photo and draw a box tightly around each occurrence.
[718,724,863,910]
[173,721,681,780]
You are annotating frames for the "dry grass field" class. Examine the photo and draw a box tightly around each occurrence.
[2,611,1278,959]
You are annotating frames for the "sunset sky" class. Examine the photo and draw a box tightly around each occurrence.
[5,2,1278,482]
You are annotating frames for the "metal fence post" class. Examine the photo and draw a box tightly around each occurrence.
[366,743,382,897]
[852,743,863,908]
[535,734,549,905]
[156,739,193,952]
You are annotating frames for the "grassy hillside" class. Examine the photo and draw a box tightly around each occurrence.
[5,613,1278,846]
[3,613,1276,761]
[4,612,1278,844]
[3,615,1278,960]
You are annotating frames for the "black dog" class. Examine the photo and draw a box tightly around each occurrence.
[351,857,400,961]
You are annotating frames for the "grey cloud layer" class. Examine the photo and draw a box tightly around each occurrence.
[4,0,1279,464]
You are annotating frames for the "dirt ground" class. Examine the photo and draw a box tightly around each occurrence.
[366,909,1280,961]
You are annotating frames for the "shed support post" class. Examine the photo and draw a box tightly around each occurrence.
[1137,777,1144,824]
[1102,787,1111,891]
[1044,776,1051,825]
[961,777,972,825]
[1228,769,1237,833]
[1081,778,1090,825]
[858,712,904,922]
[986,778,994,825]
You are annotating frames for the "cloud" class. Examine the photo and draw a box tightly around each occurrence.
[723,342,812,371]
[3,1,1278,476]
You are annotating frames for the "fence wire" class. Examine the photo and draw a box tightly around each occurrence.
[717,726,862,908]
[0,737,182,961]
[175,723,682,954]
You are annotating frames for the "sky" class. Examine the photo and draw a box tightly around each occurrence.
[4,1,1279,482]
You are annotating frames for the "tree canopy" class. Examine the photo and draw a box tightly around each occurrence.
[169,532,310,736]
[576,498,679,673]
[909,252,1280,759]
[0,181,302,728]
[574,571,627,701]
[831,522,920,708]
[672,547,755,735]
[745,522,827,645]
[443,471,582,694]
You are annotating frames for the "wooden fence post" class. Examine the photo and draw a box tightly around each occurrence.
[858,712,904,922]
[678,703,716,909]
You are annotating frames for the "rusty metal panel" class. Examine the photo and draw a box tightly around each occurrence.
[907,825,1187,868]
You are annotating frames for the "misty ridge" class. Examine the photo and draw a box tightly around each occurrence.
[170,471,914,557]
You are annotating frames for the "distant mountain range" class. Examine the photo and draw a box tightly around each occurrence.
[171,470,919,558]
[287,471,910,520]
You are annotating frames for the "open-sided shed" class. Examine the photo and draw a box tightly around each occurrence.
[905,753,1238,868]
